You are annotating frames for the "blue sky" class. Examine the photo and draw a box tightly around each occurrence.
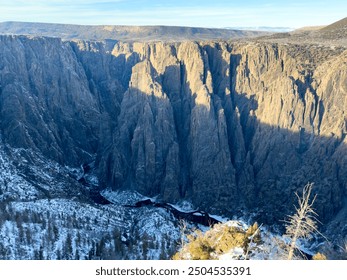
[0,0,346,28]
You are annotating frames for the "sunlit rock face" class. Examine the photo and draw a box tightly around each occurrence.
[1,35,346,224]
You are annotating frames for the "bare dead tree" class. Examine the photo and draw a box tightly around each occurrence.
[178,219,188,248]
[285,183,319,260]
[244,223,262,260]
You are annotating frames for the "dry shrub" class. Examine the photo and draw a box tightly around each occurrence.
[312,252,327,260]
[173,222,261,260]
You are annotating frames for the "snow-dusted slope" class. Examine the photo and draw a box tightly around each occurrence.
[0,145,182,260]
[0,147,39,200]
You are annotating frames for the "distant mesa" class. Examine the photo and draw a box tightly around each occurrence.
[0,21,272,41]
[259,17,347,46]
[318,17,347,39]
[1,18,346,43]
[320,17,347,33]
[226,26,295,32]
[292,26,326,32]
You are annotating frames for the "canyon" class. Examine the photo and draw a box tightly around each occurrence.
[0,20,346,259]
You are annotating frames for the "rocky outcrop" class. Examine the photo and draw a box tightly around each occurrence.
[0,35,346,225]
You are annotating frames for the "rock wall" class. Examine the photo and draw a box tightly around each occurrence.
[1,35,346,223]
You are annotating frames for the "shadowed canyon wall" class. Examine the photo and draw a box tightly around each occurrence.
[0,35,346,224]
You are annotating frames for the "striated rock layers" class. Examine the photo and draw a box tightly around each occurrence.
[0,35,346,224]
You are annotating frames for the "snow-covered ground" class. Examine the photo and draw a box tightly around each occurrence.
[0,146,182,260]
[0,195,182,260]
[0,148,40,200]
[0,145,329,260]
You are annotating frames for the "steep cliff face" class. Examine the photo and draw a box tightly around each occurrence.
[0,36,100,165]
[1,35,346,224]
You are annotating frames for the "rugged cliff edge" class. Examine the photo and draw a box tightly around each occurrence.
[1,35,346,231]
